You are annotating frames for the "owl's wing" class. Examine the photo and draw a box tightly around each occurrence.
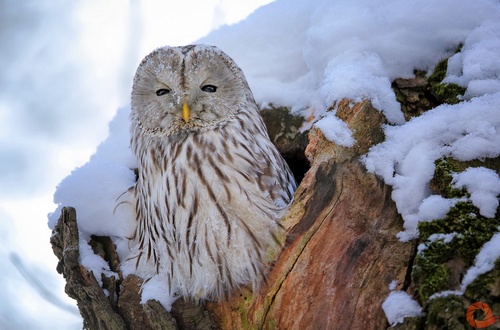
[255,138,297,209]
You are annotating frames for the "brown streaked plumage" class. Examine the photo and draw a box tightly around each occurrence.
[127,44,296,301]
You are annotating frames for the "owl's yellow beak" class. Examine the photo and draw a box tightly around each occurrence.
[182,102,190,122]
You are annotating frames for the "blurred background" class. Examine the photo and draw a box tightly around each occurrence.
[0,1,273,328]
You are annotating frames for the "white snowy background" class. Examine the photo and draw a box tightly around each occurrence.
[2,0,500,328]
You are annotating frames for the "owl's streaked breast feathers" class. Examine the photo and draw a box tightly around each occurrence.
[127,44,296,301]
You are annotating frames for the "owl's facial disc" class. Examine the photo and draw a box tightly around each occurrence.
[132,45,253,136]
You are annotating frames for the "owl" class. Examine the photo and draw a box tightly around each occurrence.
[128,44,296,301]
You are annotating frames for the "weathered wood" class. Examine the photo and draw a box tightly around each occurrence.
[206,100,416,329]
[50,207,127,330]
[51,207,219,329]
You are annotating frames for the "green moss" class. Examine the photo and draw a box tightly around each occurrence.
[413,157,500,303]
[235,289,258,329]
[418,201,500,268]
[421,266,500,329]
[419,202,500,264]
[397,42,500,328]
[430,158,468,198]
[394,86,406,104]
[427,57,466,105]
[431,83,466,105]
[427,44,463,86]
[425,295,468,329]
[465,258,500,300]
[428,59,449,86]
[414,256,451,302]
[431,157,500,196]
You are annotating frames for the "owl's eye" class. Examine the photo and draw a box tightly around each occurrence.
[201,85,217,93]
[156,89,170,96]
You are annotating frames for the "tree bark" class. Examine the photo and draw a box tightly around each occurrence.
[50,99,416,329]
[206,99,415,329]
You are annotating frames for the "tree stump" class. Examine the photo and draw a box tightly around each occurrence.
[206,99,416,329]
[50,99,416,329]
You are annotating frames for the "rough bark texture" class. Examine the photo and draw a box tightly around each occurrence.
[51,207,129,330]
[50,99,416,329]
[206,99,415,329]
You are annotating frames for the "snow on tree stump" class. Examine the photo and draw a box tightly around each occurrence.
[50,99,416,329]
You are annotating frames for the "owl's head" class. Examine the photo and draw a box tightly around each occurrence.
[131,45,256,136]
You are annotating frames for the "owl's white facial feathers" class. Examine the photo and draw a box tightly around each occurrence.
[132,45,252,136]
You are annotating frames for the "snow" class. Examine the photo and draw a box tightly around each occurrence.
[389,280,398,291]
[408,196,462,240]
[417,232,462,254]
[429,290,462,300]
[461,230,500,291]
[39,0,500,321]
[140,274,177,311]
[314,112,355,147]
[445,20,500,99]
[424,229,500,299]
[78,237,117,288]
[362,94,500,241]
[48,107,137,281]
[200,0,500,124]
[452,167,500,218]
[382,290,422,326]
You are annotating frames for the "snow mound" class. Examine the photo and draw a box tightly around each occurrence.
[382,290,422,326]
[49,107,137,279]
